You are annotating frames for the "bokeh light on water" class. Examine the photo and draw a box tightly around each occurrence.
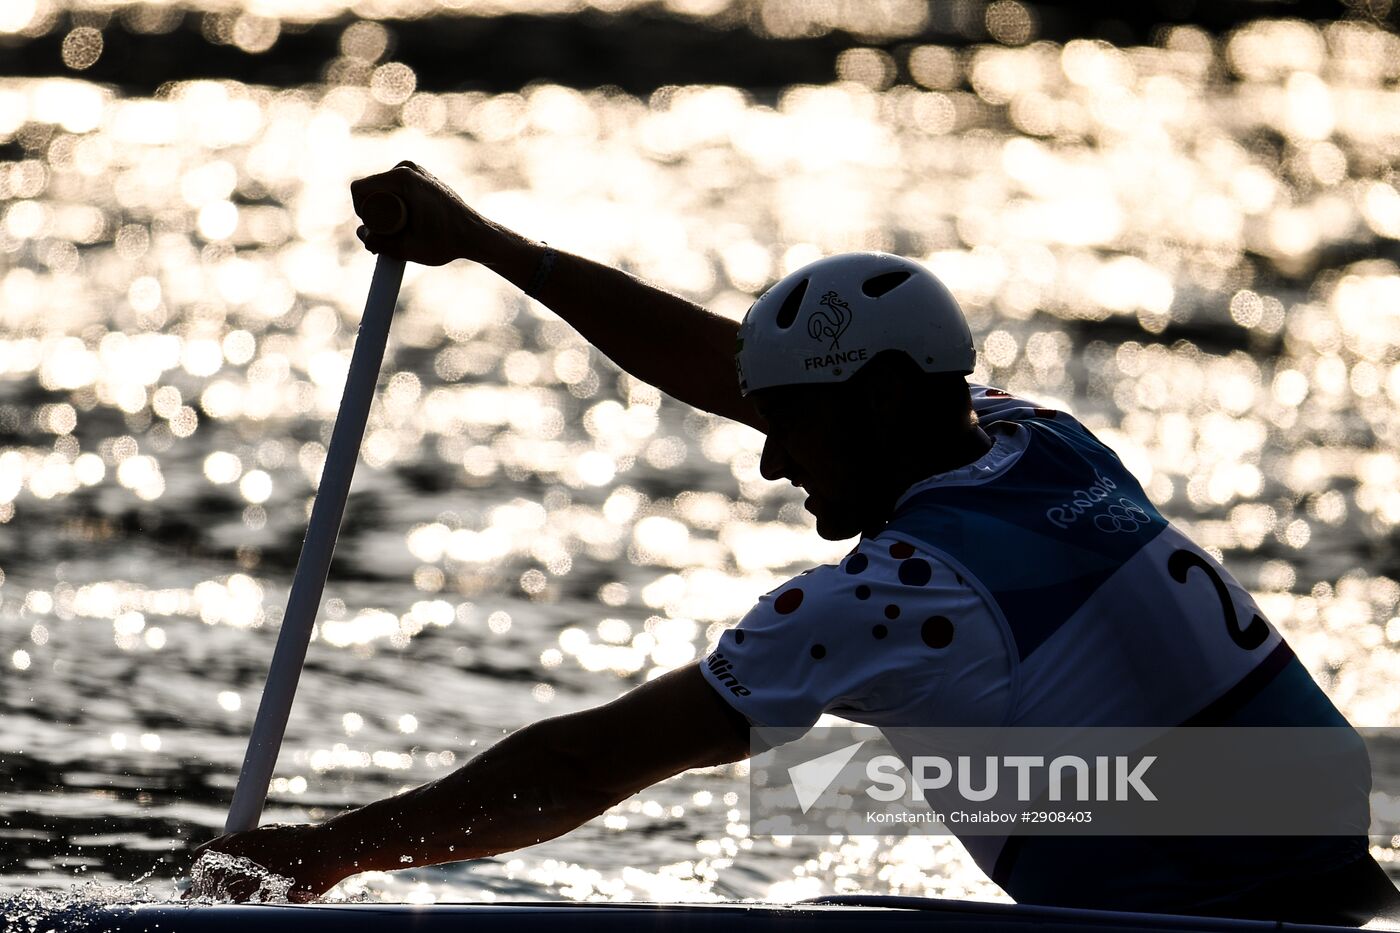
[1,0,1400,908]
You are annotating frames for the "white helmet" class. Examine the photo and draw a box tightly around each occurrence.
[735,252,974,396]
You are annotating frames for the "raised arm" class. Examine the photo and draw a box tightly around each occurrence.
[190,663,751,901]
[351,162,763,430]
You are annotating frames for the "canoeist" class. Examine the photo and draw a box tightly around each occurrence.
[192,162,1400,925]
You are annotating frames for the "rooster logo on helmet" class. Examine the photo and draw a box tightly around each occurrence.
[808,291,853,351]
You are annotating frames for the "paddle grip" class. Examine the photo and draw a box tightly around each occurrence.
[362,191,407,236]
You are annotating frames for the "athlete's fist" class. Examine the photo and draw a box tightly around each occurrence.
[351,161,503,267]
[185,823,339,903]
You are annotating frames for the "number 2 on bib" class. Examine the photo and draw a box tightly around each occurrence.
[1167,549,1269,651]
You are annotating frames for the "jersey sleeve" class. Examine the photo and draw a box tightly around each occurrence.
[700,535,1007,733]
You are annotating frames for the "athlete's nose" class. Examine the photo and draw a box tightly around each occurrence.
[760,434,790,483]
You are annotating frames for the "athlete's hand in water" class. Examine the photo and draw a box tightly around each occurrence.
[185,823,339,903]
[352,161,514,267]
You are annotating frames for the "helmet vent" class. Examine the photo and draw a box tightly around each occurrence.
[774,279,809,329]
[862,270,911,298]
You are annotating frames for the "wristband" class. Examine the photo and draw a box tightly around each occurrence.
[525,243,557,298]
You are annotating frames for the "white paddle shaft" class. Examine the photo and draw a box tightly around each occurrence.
[224,253,406,834]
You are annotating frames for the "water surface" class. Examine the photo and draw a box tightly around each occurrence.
[2,4,1400,908]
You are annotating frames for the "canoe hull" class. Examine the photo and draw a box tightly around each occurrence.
[46,897,1387,933]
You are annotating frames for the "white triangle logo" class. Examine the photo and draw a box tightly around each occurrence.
[787,740,866,814]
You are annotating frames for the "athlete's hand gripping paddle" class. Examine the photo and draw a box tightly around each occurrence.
[224,192,408,834]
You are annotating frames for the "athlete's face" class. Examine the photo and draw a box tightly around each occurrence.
[753,385,894,541]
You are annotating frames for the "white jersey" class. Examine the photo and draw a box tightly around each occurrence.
[701,385,1363,912]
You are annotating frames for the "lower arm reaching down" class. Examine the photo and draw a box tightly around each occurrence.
[188,664,751,902]
[316,716,636,878]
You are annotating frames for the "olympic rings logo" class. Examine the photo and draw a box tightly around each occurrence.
[1094,498,1151,533]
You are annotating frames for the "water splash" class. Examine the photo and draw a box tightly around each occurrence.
[0,880,167,932]
[188,850,295,903]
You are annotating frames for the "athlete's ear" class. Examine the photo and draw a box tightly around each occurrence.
[838,373,881,426]
[853,352,922,420]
